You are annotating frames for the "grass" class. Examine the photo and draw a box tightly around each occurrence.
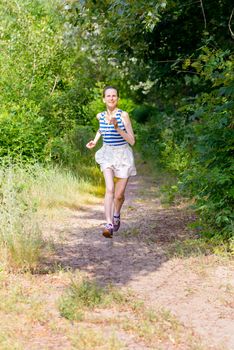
[0,273,50,323]
[0,329,23,350]
[166,235,234,259]
[58,275,130,321]
[0,162,104,271]
[0,272,131,349]
[0,272,53,349]
[0,164,45,271]
[59,278,104,321]
[32,165,104,212]
[58,275,206,349]
[69,327,124,350]
[121,227,140,237]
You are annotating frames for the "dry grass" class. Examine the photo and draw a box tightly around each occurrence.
[68,327,124,350]
[33,168,104,213]
[0,165,45,271]
[57,275,205,349]
[0,163,104,271]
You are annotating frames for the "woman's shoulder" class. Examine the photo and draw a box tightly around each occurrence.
[120,110,128,116]
[96,111,106,120]
[120,110,130,121]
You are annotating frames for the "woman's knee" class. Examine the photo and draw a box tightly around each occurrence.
[106,186,114,196]
[115,192,125,201]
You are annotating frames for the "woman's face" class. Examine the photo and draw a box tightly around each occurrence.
[103,88,118,109]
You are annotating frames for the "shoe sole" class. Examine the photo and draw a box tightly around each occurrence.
[102,228,113,238]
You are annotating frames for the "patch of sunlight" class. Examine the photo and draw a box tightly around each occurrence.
[32,167,104,211]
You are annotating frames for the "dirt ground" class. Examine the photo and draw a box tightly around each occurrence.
[39,171,234,350]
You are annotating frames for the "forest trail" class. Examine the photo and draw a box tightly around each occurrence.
[3,176,233,350]
[37,167,234,350]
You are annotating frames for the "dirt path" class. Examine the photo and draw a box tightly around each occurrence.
[40,171,234,350]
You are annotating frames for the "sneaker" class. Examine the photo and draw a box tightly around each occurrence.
[113,214,120,232]
[102,223,113,238]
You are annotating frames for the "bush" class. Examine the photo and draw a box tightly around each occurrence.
[132,105,155,124]
[135,48,234,237]
[179,49,234,237]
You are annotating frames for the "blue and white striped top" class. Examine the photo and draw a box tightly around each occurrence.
[99,109,127,147]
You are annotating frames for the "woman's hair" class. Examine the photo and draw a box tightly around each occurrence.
[103,86,119,97]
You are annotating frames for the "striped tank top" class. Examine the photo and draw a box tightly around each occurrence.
[99,109,127,147]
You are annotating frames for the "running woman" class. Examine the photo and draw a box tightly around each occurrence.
[86,86,136,238]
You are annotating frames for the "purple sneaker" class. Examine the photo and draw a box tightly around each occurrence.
[102,223,113,238]
[113,215,120,232]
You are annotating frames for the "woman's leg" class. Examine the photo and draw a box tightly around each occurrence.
[103,168,115,224]
[114,177,129,216]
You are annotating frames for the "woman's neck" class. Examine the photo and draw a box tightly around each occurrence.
[106,107,117,118]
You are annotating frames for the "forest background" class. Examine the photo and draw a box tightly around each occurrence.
[0,0,233,270]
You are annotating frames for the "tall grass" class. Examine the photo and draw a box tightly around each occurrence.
[0,161,104,271]
[31,164,104,212]
[0,164,43,271]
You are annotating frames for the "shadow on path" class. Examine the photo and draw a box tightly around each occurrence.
[43,174,195,287]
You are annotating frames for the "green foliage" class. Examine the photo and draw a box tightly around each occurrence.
[132,105,155,124]
[160,130,190,173]
[179,49,234,237]
[167,235,234,258]
[49,126,94,165]
[0,101,50,160]
[66,0,233,100]
[47,125,104,186]
[0,0,106,161]
[132,46,233,239]
[118,98,136,114]
[136,48,233,237]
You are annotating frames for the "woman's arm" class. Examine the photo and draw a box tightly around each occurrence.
[86,130,101,149]
[86,114,102,149]
[111,111,135,146]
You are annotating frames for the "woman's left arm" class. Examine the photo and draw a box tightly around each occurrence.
[112,112,135,146]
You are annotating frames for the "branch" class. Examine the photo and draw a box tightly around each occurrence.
[228,8,234,39]
[176,70,198,75]
[200,0,207,29]
[50,75,59,95]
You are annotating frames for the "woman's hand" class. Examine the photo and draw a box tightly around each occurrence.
[86,140,96,149]
[117,112,135,146]
[110,117,118,129]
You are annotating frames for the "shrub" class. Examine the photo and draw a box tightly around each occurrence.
[132,105,155,124]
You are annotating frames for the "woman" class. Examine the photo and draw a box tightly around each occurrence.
[86,86,136,238]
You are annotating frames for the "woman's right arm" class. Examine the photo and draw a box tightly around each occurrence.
[86,130,101,149]
[86,113,101,149]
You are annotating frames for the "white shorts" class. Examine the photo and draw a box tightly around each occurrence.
[95,143,137,178]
